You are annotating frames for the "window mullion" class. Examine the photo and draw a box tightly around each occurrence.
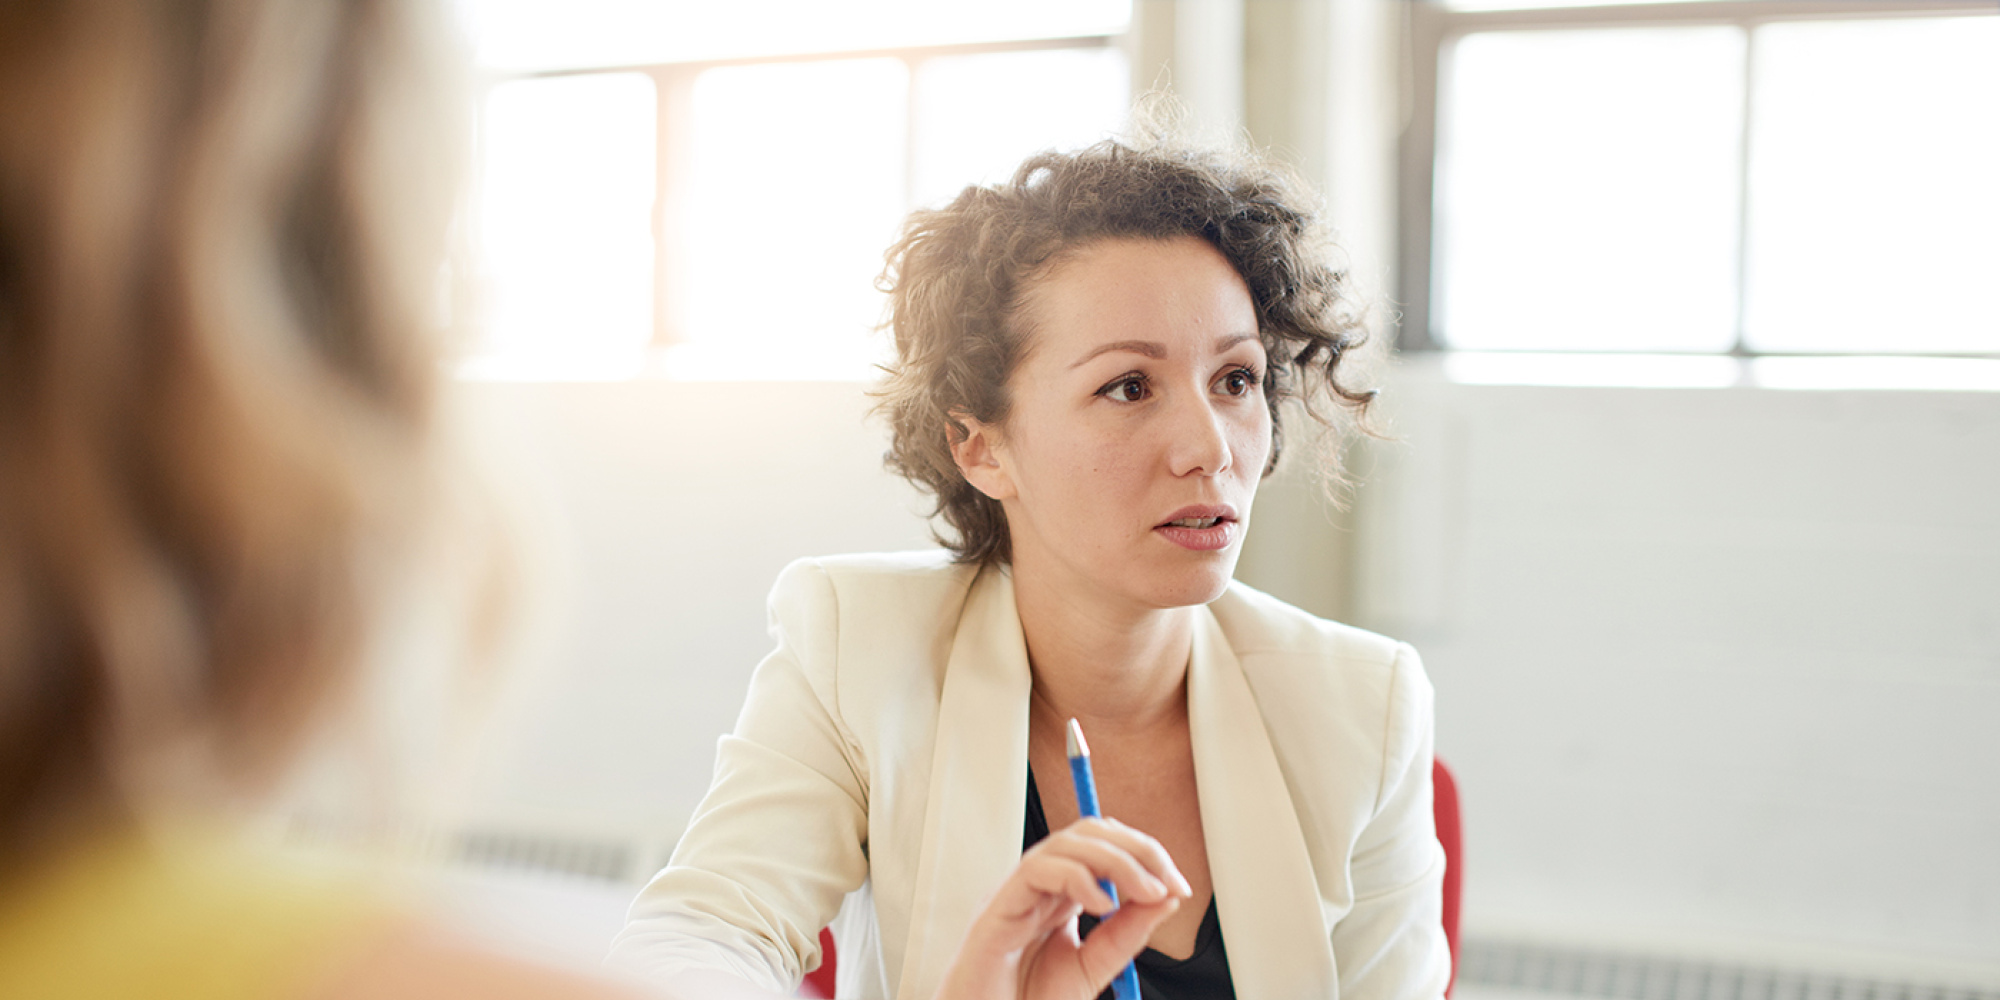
[903,54,923,214]
[652,67,696,348]
[1729,20,1756,358]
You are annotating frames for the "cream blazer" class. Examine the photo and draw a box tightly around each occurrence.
[610,551,1449,1000]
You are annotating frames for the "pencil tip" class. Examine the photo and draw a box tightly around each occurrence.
[1065,718,1087,758]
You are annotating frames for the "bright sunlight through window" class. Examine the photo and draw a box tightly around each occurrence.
[467,73,657,379]
[456,1,1132,380]
[1433,13,1999,359]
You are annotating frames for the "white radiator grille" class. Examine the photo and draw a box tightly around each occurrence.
[285,816,647,883]
[450,829,637,882]
[1459,940,1999,1000]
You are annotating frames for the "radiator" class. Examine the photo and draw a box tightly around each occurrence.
[284,815,652,883]
[450,829,639,883]
[1458,939,1999,1000]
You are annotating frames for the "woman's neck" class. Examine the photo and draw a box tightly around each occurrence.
[1011,563,1194,733]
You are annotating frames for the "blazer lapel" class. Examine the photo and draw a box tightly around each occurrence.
[897,564,1033,1000]
[1189,604,1338,1000]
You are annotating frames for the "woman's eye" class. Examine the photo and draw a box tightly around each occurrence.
[1218,368,1256,396]
[1102,376,1149,402]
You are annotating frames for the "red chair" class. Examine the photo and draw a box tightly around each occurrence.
[1434,757,1462,998]
[803,927,837,999]
[802,758,1463,999]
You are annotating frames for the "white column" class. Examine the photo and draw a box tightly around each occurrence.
[1174,0,1246,142]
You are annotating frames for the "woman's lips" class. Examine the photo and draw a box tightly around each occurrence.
[1154,510,1238,551]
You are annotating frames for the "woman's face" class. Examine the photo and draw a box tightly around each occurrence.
[954,235,1271,613]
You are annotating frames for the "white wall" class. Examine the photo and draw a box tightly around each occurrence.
[1353,358,2000,979]
[445,379,935,853]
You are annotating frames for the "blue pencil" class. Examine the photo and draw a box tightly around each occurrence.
[1066,718,1142,1000]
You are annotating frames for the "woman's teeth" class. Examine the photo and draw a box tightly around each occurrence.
[1167,517,1221,528]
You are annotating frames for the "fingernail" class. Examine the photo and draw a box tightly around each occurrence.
[1142,876,1167,901]
[1174,873,1193,897]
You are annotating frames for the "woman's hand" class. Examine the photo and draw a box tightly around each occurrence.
[934,817,1194,1000]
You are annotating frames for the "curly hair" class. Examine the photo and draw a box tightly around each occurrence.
[874,137,1378,566]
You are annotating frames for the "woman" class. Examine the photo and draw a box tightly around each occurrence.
[0,2,684,997]
[612,138,1449,1000]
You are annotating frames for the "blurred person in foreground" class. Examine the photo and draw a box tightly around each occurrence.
[611,132,1450,999]
[0,2,715,997]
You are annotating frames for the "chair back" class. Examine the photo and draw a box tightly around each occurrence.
[1435,756,1463,998]
[803,928,837,998]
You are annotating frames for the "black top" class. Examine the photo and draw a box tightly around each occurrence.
[1024,767,1238,1000]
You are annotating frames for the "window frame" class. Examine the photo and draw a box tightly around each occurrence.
[1395,0,1999,356]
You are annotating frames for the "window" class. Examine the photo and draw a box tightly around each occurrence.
[1403,0,2000,374]
[455,1,1133,379]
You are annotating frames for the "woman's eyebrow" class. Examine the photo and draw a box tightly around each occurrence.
[1068,340,1166,368]
[1068,334,1259,369]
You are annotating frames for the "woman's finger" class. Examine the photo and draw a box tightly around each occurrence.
[1073,896,1182,991]
[955,817,1190,972]
[1056,817,1191,896]
[1040,819,1188,903]
[969,852,1111,960]
[1016,851,1119,913]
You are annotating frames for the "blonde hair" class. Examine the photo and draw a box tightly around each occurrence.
[0,0,467,866]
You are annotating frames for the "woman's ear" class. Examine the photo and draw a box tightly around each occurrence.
[948,412,1016,501]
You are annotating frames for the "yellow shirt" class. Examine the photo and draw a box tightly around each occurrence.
[0,829,391,1000]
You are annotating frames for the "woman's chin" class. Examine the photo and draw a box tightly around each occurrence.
[1135,557,1240,610]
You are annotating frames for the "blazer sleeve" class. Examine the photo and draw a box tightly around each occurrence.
[1332,642,1453,1000]
[606,559,869,993]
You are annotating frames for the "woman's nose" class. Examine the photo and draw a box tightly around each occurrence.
[1166,395,1233,478]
